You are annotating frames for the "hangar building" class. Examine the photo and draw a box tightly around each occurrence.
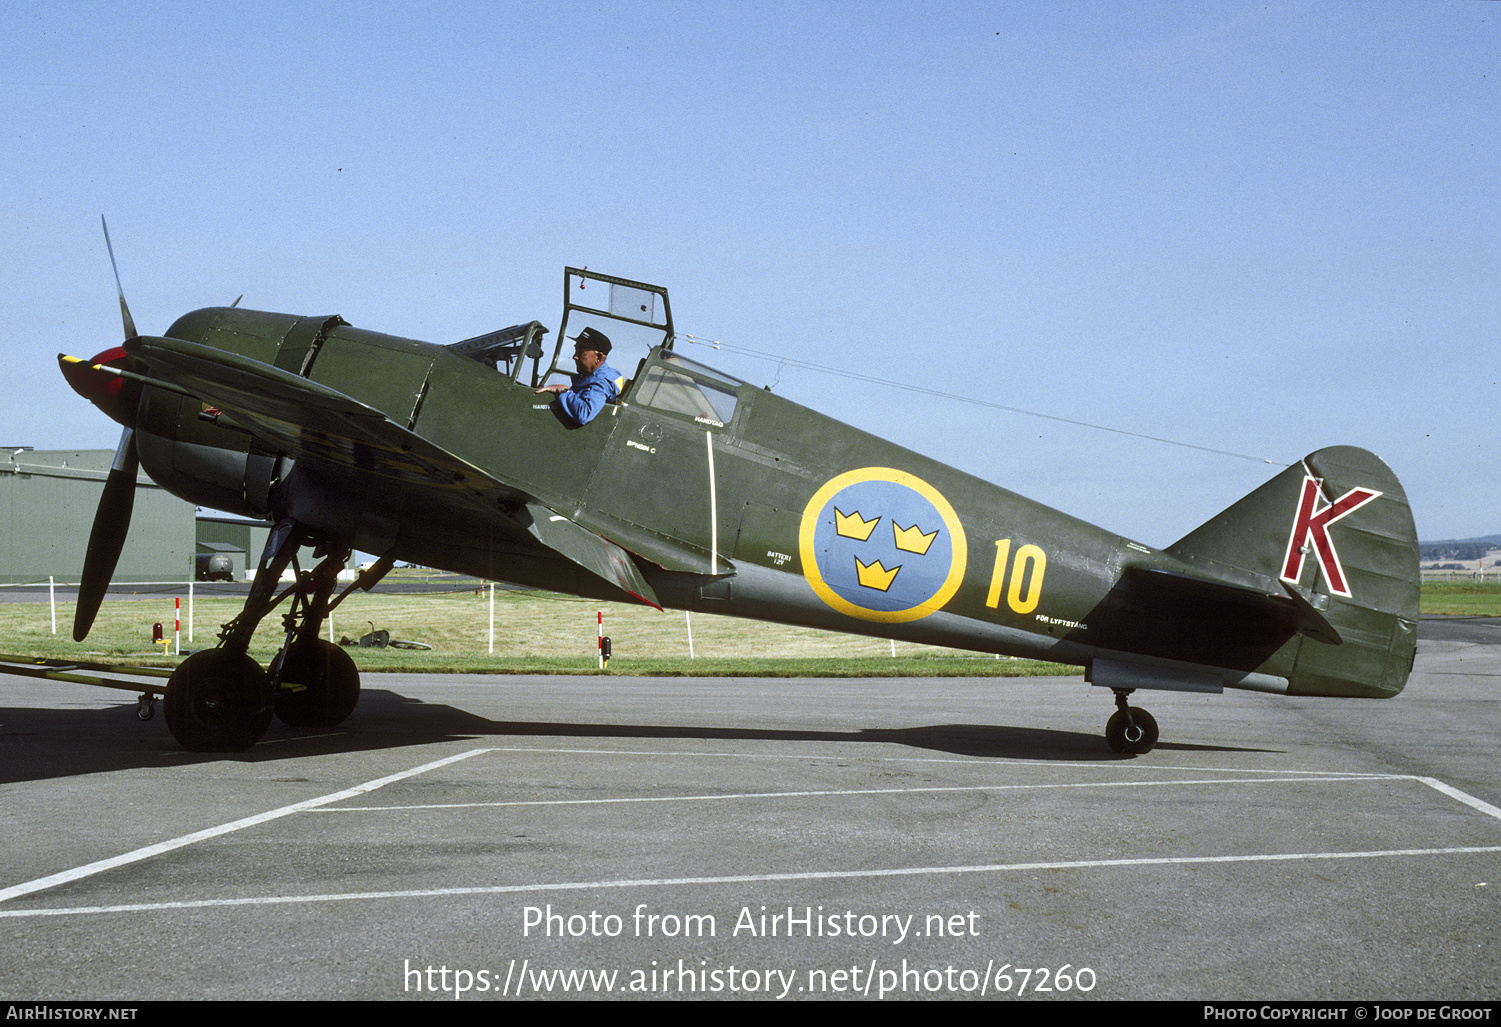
[0,447,266,586]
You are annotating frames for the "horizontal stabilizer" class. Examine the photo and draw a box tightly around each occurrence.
[1127,567,1342,645]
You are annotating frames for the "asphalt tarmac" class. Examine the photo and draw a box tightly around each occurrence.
[0,618,1497,1002]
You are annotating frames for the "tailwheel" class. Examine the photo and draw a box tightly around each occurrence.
[1105,701,1159,755]
[274,640,360,728]
[164,649,273,752]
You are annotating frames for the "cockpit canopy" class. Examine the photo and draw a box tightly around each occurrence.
[444,267,747,430]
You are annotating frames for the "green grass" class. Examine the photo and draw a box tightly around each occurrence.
[1419,581,1501,616]
[0,586,1070,678]
[7,580,1485,679]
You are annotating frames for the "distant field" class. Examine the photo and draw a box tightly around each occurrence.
[2,579,1491,678]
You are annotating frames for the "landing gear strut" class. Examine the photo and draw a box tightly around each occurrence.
[161,520,390,751]
[262,536,362,729]
[1104,688,1159,755]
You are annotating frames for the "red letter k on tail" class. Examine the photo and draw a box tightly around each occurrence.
[1280,477,1381,598]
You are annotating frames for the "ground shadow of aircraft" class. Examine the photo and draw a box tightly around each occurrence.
[0,687,1277,785]
[53,221,1419,755]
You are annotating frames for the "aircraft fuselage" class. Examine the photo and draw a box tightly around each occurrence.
[128,306,1416,701]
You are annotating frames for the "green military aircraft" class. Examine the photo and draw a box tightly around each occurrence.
[59,232,1420,755]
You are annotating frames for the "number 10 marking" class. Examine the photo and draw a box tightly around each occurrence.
[986,539,1046,614]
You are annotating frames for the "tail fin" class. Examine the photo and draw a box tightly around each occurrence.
[1166,446,1419,697]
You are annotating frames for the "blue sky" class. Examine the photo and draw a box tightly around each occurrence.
[3,1,1496,544]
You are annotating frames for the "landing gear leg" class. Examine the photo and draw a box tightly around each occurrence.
[270,549,360,728]
[1104,688,1159,755]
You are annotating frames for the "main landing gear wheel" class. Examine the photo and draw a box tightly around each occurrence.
[164,649,272,752]
[1105,706,1159,755]
[274,640,360,728]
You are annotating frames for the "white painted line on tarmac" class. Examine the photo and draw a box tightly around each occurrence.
[446,744,1404,777]
[3,845,1499,919]
[1419,776,1501,821]
[5,742,1496,921]
[0,747,494,905]
[318,774,1406,812]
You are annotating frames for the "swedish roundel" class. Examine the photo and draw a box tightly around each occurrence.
[799,467,968,623]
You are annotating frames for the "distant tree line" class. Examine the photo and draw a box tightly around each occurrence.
[1419,538,1501,562]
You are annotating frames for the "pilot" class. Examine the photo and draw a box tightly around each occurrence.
[534,327,624,426]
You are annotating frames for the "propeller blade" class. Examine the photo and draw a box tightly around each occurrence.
[100,215,138,340]
[74,428,139,641]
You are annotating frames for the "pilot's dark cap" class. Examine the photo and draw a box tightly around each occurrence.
[570,327,612,354]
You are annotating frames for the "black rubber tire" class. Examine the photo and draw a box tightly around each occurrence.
[164,649,272,752]
[274,640,361,728]
[1105,706,1160,755]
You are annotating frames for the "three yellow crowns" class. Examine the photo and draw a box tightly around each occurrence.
[833,507,938,592]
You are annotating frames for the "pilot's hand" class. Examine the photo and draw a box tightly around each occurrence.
[535,384,568,395]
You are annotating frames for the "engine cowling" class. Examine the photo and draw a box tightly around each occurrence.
[131,308,314,518]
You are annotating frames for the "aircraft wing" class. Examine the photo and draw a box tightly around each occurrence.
[122,335,663,607]
[127,334,496,494]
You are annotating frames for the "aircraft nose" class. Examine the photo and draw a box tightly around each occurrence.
[58,346,142,429]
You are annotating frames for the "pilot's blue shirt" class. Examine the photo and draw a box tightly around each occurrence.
[555,362,624,425]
